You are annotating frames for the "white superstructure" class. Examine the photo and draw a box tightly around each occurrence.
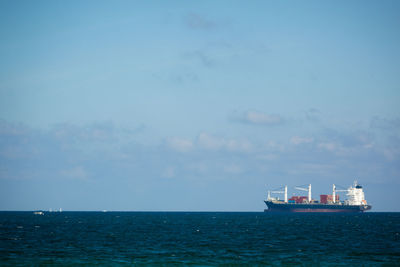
[345,181,368,205]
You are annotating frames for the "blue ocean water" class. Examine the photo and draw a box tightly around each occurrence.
[0,212,399,265]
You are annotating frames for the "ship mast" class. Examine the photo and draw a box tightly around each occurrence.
[268,185,288,203]
[295,184,312,202]
[334,184,350,203]
[284,185,287,203]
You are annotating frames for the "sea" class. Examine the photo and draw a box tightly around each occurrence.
[1,212,399,266]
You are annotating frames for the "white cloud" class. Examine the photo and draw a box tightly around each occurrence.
[186,162,208,174]
[197,133,253,152]
[198,133,223,150]
[318,142,337,152]
[223,164,243,174]
[59,166,89,181]
[231,110,283,126]
[162,166,176,178]
[185,50,215,68]
[288,163,334,175]
[370,116,400,131]
[0,120,28,136]
[52,121,116,143]
[225,139,253,152]
[0,145,35,160]
[246,111,281,125]
[256,154,278,161]
[264,141,285,152]
[363,143,374,149]
[1,118,400,210]
[305,108,321,122]
[290,136,313,145]
[382,147,400,161]
[166,137,194,152]
[184,13,216,30]
[165,133,254,154]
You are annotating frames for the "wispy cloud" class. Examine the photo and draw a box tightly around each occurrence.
[52,121,117,143]
[184,13,216,30]
[0,120,29,136]
[370,116,400,131]
[197,133,223,150]
[183,50,215,68]
[290,136,313,145]
[230,110,284,126]
[197,133,253,153]
[165,133,253,153]
[317,142,337,152]
[223,163,243,174]
[59,166,90,181]
[165,137,194,152]
[305,108,321,122]
[170,72,199,84]
[162,166,176,178]
[313,129,376,156]
[1,117,399,210]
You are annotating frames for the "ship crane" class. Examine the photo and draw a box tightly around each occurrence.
[294,184,312,202]
[267,185,288,203]
[332,184,349,203]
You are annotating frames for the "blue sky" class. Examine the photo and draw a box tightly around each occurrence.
[0,0,399,211]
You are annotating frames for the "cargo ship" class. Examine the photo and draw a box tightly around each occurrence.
[264,181,371,212]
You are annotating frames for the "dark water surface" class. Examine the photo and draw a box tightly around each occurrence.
[1,212,399,265]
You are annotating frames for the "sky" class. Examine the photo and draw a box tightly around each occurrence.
[0,0,399,211]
